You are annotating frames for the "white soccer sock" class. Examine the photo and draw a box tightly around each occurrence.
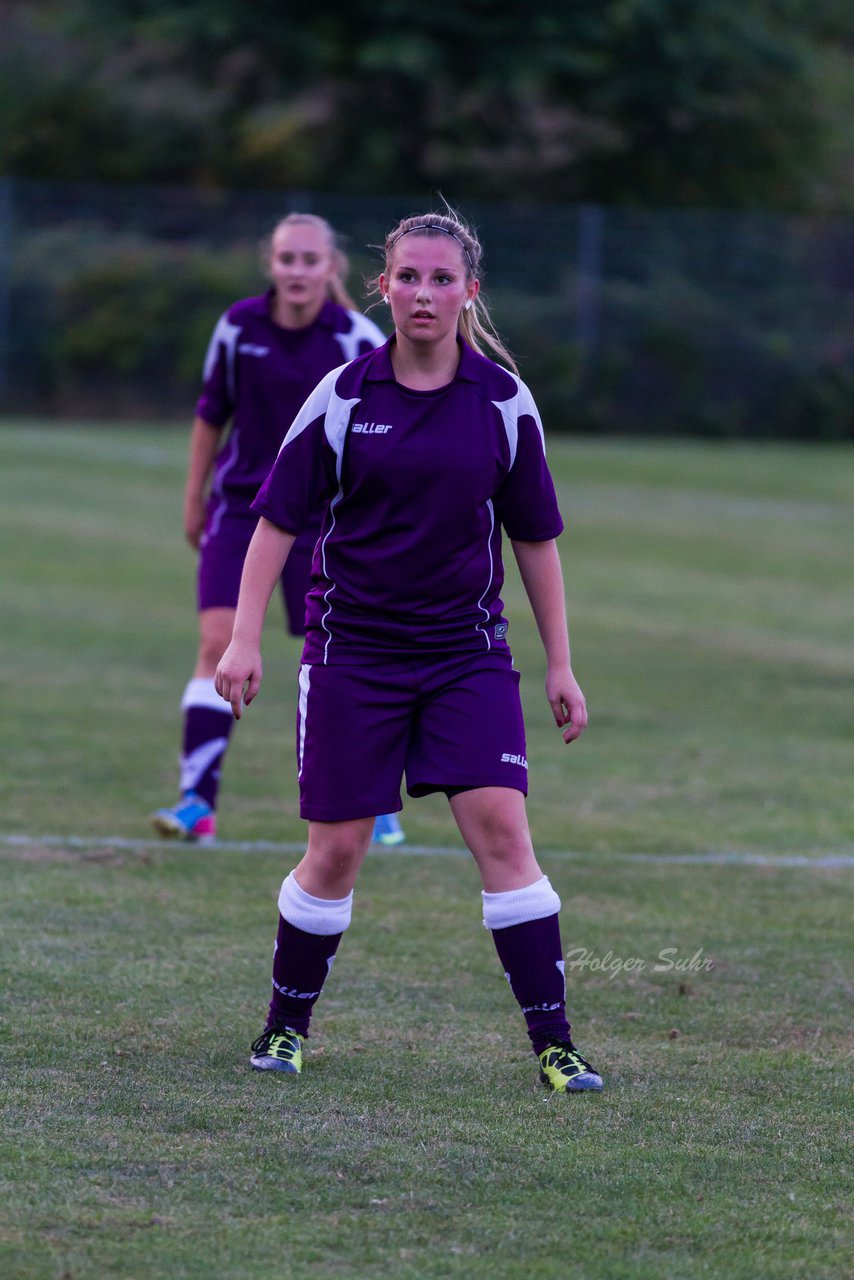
[178,677,233,796]
[481,875,561,930]
[278,871,353,936]
[180,676,230,712]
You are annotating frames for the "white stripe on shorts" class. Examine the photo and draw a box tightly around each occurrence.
[297,663,312,778]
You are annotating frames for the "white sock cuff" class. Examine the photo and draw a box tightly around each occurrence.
[482,875,561,931]
[181,677,231,714]
[278,871,353,936]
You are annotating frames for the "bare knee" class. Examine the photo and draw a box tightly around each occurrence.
[296,819,373,897]
[451,790,532,858]
[195,609,236,676]
[306,840,363,883]
[474,828,540,893]
[450,789,539,891]
[471,809,531,858]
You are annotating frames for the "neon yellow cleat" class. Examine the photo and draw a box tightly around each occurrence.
[538,1040,603,1092]
[249,1025,304,1074]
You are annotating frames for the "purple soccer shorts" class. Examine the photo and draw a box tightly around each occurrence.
[295,650,529,821]
[197,494,314,637]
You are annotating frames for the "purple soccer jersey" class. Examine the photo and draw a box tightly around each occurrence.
[252,339,564,663]
[194,291,385,625]
[196,292,386,496]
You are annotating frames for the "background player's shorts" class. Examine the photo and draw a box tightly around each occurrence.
[197,493,315,636]
[279,541,313,637]
[295,651,529,821]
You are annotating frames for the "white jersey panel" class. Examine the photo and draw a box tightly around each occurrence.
[491,392,519,470]
[277,365,348,453]
[202,312,242,401]
[516,377,547,451]
[334,311,386,363]
[491,376,547,470]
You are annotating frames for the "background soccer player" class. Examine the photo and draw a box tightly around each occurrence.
[152,213,405,847]
[215,208,603,1094]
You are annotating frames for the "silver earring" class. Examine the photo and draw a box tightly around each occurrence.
[383,295,390,305]
[464,300,472,311]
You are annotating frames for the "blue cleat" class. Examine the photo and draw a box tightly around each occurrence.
[151,792,217,843]
[371,813,406,846]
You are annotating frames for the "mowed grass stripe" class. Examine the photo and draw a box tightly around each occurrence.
[3,833,854,868]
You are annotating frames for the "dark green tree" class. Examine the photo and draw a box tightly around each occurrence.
[0,0,829,207]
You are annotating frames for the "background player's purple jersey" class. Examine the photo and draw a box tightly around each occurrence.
[196,292,386,495]
[252,339,564,663]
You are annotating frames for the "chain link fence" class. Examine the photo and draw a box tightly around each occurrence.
[2,177,853,437]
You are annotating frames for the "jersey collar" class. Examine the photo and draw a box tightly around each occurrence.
[263,290,340,329]
[364,336,484,384]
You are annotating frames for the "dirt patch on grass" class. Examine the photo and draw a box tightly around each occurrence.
[2,841,80,864]
[1,839,153,867]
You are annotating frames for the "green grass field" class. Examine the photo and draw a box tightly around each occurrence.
[1,423,852,1279]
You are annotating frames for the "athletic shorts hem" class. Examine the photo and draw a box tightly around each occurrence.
[407,776,528,799]
[299,801,403,823]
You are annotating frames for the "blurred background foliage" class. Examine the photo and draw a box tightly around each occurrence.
[6,188,854,436]
[2,0,854,210]
[1,0,853,436]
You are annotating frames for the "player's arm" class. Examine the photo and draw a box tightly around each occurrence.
[184,415,222,548]
[214,518,296,719]
[511,538,588,744]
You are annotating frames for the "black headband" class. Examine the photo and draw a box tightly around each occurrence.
[388,223,475,270]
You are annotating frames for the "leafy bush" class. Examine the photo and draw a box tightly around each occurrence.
[7,223,853,439]
[10,230,257,415]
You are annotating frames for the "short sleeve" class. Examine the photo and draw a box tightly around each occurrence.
[195,311,239,428]
[493,390,564,542]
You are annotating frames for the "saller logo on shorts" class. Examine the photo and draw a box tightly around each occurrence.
[501,752,528,769]
[353,422,393,434]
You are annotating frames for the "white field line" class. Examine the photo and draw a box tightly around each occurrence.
[1,832,853,868]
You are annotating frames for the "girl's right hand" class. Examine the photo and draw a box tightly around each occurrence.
[184,492,207,548]
[215,643,263,719]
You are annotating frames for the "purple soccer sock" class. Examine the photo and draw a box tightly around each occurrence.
[482,878,571,1055]
[180,678,234,808]
[266,872,353,1038]
[268,916,343,1037]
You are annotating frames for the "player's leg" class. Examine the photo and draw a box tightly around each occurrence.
[152,499,251,842]
[151,609,235,842]
[250,661,412,1075]
[250,815,374,1073]
[408,654,602,1092]
[449,786,598,1088]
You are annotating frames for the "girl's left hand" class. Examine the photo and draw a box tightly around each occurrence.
[546,666,588,744]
